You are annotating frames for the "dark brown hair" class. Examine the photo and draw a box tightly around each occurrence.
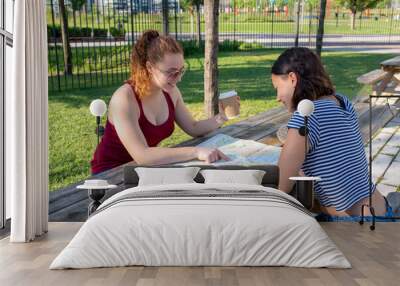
[130,30,183,98]
[271,47,335,109]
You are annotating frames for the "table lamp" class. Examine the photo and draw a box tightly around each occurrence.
[89,99,107,145]
[289,99,319,210]
[297,99,315,139]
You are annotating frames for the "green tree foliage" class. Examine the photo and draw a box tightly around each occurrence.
[336,0,380,29]
[376,0,393,8]
[336,0,380,12]
[70,0,86,27]
[305,0,319,8]
[180,0,204,10]
[235,0,256,9]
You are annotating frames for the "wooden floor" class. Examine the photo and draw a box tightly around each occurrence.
[1,222,399,286]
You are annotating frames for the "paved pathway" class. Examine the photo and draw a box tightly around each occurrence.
[370,115,400,196]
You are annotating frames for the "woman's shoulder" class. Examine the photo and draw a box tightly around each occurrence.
[313,94,350,110]
[110,84,137,106]
[335,93,355,111]
[108,83,140,121]
[288,109,319,128]
[312,94,358,127]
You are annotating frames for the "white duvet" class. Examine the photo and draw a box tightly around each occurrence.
[50,183,351,269]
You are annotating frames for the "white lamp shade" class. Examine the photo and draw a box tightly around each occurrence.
[297,99,315,117]
[90,99,107,117]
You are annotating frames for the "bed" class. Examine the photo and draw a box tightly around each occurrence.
[50,165,351,269]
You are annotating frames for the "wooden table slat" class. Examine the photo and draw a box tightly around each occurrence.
[357,69,389,85]
[381,55,400,69]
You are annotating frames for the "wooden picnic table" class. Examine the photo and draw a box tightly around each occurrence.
[357,56,400,97]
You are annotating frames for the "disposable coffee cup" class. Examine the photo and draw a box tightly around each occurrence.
[219,90,239,119]
[276,125,288,145]
[289,176,321,210]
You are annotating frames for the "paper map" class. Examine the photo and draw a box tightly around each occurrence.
[180,134,281,166]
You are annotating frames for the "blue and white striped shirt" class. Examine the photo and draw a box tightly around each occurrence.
[287,94,371,211]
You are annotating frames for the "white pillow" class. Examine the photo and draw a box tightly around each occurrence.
[200,169,266,185]
[135,167,201,186]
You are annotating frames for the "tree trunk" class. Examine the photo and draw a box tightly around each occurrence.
[204,0,219,117]
[95,0,100,26]
[59,0,73,75]
[308,4,312,46]
[351,11,356,30]
[196,3,201,47]
[294,0,301,47]
[316,0,327,57]
[162,0,169,35]
[73,10,77,28]
[190,11,194,36]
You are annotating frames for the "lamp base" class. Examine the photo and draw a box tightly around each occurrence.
[88,189,106,216]
[289,177,320,210]
[359,204,376,231]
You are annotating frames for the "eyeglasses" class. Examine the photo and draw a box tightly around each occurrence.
[155,66,186,80]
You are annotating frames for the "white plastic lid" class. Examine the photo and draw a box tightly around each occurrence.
[219,90,237,99]
[77,179,117,190]
[289,176,321,181]
[84,179,108,186]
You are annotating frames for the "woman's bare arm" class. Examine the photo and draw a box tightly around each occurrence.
[278,128,308,193]
[173,88,225,137]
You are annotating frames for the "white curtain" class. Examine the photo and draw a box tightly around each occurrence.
[7,0,49,242]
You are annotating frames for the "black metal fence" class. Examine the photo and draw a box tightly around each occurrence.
[47,0,400,92]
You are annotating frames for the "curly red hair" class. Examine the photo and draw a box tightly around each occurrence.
[129,30,183,99]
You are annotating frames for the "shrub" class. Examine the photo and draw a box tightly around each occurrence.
[178,39,259,56]
[109,26,125,37]
[238,42,264,50]
[47,25,108,39]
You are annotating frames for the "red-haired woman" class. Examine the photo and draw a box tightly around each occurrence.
[91,30,236,174]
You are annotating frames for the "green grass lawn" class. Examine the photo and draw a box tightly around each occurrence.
[102,18,399,35]
[48,50,396,191]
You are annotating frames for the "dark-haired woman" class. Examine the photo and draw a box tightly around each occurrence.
[271,47,400,217]
[91,30,238,174]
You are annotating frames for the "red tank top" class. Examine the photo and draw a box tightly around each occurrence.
[90,86,175,174]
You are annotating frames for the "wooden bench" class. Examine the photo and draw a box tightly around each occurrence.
[356,69,389,85]
[357,57,400,97]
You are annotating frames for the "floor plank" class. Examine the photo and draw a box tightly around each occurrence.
[1,222,399,286]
